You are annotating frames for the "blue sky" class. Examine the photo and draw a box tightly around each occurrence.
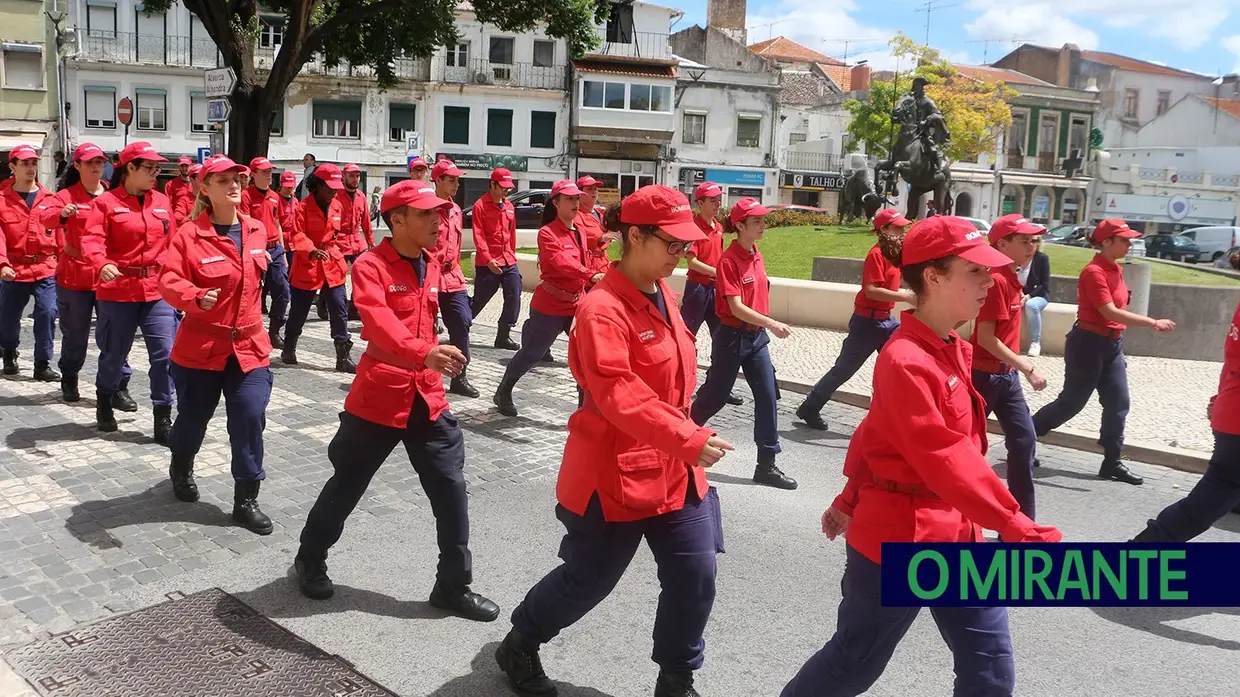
[671,0,1240,77]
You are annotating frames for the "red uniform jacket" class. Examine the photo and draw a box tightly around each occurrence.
[559,268,714,522]
[854,245,900,315]
[336,189,374,256]
[159,213,272,372]
[0,180,57,282]
[1212,302,1240,436]
[81,188,174,302]
[574,207,610,277]
[289,196,348,291]
[344,240,449,429]
[715,241,770,322]
[685,214,724,287]
[278,194,299,240]
[164,177,193,228]
[831,312,1056,563]
[42,182,105,291]
[430,200,468,294]
[471,195,517,267]
[1076,254,1129,331]
[970,265,1024,374]
[241,185,283,247]
[531,218,592,317]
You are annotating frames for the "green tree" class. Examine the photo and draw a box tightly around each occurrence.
[140,0,608,161]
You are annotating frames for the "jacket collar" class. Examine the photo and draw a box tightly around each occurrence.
[597,266,675,327]
[190,211,260,239]
[1092,252,1120,271]
[727,239,757,259]
[897,310,960,355]
[375,237,430,265]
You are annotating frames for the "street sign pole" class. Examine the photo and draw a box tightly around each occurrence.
[204,68,237,157]
[117,96,134,147]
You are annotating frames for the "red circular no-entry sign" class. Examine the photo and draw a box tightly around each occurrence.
[117,97,134,127]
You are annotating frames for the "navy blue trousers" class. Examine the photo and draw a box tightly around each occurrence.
[1032,327,1129,461]
[781,545,1015,697]
[502,309,572,383]
[471,263,522,328]
[439,289,473,363]
[1142,430,1240,541]
[680,280,720,337]
[57,287,132,383]
[95,299,176,407]
[264,244,290,331]
[973,370,1037,520]
[804,313,898,412]
[169,357,272,482]
[691,326,781,456]
[287,284,349,343]
[511,487,723,671]
[299,396,471,586]
[0,277,56,362]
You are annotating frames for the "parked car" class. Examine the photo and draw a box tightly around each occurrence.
[1216,245,1240,269]
[1128,236,1146,259]
[462,189,551,229]
[1145,234,1202,263]
[959,217,990,232]
[1043,223,1084,244]
[1179,226,1239,263]
[770,203,832,214]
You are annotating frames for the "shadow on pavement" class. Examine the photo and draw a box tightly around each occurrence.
[1090,606,1240,651]
[0,392,94,409]
[427,642,618,697]
[706,472,758,487]
[232,575,457,625]
[779,424,851,445]
[65,483,235,549]
[7,421,156,453]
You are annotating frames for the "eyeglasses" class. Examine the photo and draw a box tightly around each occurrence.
[645,230,693,255]
[134,162,160,174]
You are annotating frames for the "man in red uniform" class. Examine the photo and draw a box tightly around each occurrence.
[294,180,500,623]
[573,175,612,281]
[277,170,298,269]
[408,157,430,182]
[164,156,194,228]
[428,159,477,398]
[0,144,59,381]
[242,157,289,349]
[331,163,372,321]
[470,167,521,350]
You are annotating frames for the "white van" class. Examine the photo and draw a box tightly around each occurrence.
[1180,226,1240,263]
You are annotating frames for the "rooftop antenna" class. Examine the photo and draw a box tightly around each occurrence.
[916,0,961,45]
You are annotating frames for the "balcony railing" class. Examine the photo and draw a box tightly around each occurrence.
[75,30,222,68]
[588,31,672,62]
[255,47,429,81]
[1037,153,1056,173]
[440,58,565,90]
[784,150,843,173]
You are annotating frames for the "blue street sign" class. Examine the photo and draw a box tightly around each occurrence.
[196,147,211,164]
[206,98,231,122]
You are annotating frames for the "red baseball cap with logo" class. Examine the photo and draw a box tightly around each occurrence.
[987,214,1045,244]
[279,171,296,187]
[197,156,247,181]
[408,157,428,171]
[902,215,1013,267]
[551,180,582,197]
[119,141,167,165]
[72,143,106,162]
[380,180,452,214]
[312,163,344,190]
[342,163,361,174]
[576,175,601,189]
[177,155,193,166]
[1091,218,1141,243]
[620,186,705,242]
[694,181,723,200]
[490,167,515,189]
[248,157,273,171]
[728,197,772,227]
[7,145,38,163]
[873,208,911,231]
[431,159,463,179]
[189,164,202,177]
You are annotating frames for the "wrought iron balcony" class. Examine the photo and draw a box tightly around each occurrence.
[587,31,673,62]
[783,150,843,173]
[75,30,222,68]
[440,58,565,90]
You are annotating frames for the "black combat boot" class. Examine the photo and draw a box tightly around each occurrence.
[168,453,199,502]
[493,376,518,417]
[268,326,284,350]
[232,480,273,535]
[495,629,558,696]
[795,402,828,431]
[334,339,356,373]
[726,392,744,406]
[541,348,555,363]
[494,325,520,351]
[654,670,701,697]
[281,334,299,365]
[295,549,334,599]
[61,374,80,402]
[111,387,138,412]
[33,361,59,382]
[96,391,118,432]
[2,349,17,375]
[153,405,173,446]
[449,372,480,398]
[754,452,798,490]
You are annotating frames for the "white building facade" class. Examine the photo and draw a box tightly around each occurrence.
[1093,146,1240,235]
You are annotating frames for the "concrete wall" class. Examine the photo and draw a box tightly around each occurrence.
[1128,100,1240,149]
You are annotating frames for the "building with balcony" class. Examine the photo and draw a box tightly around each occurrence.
[1091,146,1239,234]
[568,0,681,200]
[1,0,60,182]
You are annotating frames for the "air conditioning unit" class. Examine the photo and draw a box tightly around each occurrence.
[474,70,491,84]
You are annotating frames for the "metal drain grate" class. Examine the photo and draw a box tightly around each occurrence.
[4,588,398,696]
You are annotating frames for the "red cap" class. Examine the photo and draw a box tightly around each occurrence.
[248,157,273,171]
[694,181,723,200]
[118,141,167,165]
[188,164,202,177]
[728,198,772,226]
[342,163,361,174]
[902,215,1013,267]
[431,159,463,178]
[197,156,247,181]
[551,179,583,197]
[380,180,452,214]
[312,163,344,190]
[987,214,1045,244]
[177,156,192,166]
[1091,218,1141,243]
[490,167,515,189]
[576,175,601,189]
[7,145,38,163]
[619,185,705,242]
[72,143,106,162]
[873,208,911,231]
[279,171,296,187]
[408,157,429,171]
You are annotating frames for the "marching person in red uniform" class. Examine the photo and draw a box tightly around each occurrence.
[471,167,522,350]
[0,144,59,382]
[428,159,478,398]
[797,207,913,431]
[164,156,194,229]
[281,162,356,373]
[690,198,797,490]
[573,175,615,281]
[781,215,1063,697]
[336,162,373,320]
[493,179,603,417]
[81,141,179,440]
[408,156,430,182]
[496,185,733,697]
[294,180,500,622]
[1032,219,1175,486]
[277,170,298,269]
[681,181,743,407]
[173,164,202,227]
[158,156,274,533]
[241,157,289,349]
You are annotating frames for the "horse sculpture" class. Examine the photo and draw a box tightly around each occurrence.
[882,78,954,221]
[838,168,887,225]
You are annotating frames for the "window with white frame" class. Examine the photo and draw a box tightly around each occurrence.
[136,90,166,131]
[1156,90,1171,116]
[259,16,284,49]
[789,132,807,145]
[443,106,469,144]
[270,101,284,137]
[1123,88,1139,118]
[628,84,671,112]
[84,86,115,129]
[1068,114,1088,154]
[446,42,468,67]
[189,93,210,133]
[389,102,415,142]
[312,100,361,139]
[682,112,706,144]
[582,80,626,109]
[489,37,514,80]
[533,40,555,68]
[86,1,117,38]
[2,43,43,90]
[1037,111,1058,156]
[736,115,762,148]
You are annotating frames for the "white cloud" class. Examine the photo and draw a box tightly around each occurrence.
[1225,35,1240,73]
[964,3,1100,51]
[965,0,1236,52]
[745,0,900,68]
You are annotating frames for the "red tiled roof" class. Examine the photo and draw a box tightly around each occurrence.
[953,64,1051,87]
[571,60,676,78]
[1202,97,1240,121]
[1079,49,1209,79]
[748,36,843,66]
[820,63,851,92]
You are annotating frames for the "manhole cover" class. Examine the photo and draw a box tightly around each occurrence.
[4,588,397,696]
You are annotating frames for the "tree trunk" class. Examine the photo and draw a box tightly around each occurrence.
[225,85,274,163]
